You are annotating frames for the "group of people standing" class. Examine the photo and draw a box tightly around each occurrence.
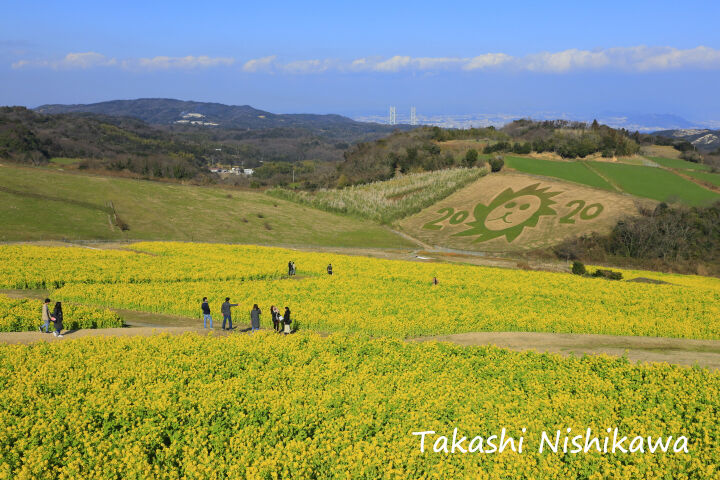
[288,261,334,276]
[201,297,292,334]
[38,298,64,337]
[200,261,339,333]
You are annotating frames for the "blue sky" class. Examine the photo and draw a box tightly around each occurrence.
[2,0,720,120]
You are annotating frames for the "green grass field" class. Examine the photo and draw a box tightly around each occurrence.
[0,164,411,247]
[587,161,720,206]
[504,156,615,191]
[647,156,711,171]
[49,157,83,166]
[684,170,720,187]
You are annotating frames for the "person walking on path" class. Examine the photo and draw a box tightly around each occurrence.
[288,261,293,276]
[327,264,333,275]
[201,297,213,329]
[221,298,238,330]
[432,277,438,286]
[52,302,64,338]
[270,305,281,332]
[39,298,54,333]
[283,306,292,334]
[250,304,262,332]
[291,261,296,276]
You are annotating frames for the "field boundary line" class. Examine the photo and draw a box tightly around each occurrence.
[582,161,623,193]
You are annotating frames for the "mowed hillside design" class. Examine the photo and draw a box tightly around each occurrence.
[399,172,643,252]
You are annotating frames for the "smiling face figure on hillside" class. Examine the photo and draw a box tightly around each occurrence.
[484,194,543,231]
[454,184,560,243]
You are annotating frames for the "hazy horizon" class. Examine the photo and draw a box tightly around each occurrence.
[2,1,719,122]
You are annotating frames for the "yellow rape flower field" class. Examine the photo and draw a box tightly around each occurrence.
[1,333,719,479]
[1,242,715,339]
[0,295,122,332]
[1,242,720,478]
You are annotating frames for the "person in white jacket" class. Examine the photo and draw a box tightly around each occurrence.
[38,298,54,333]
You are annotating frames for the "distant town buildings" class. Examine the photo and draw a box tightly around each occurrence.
[209,166,254,176]
[174,112,219,126]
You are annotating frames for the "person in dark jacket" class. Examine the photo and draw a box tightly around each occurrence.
[250,304,261,332]
[221,297,238,330]
[270,305,281,332]
[52,302,64,338]
[201,297,213,329]
[327,264,333,275]
[283,306,291,334]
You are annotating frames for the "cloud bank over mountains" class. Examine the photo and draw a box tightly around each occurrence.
[12,46,720,74]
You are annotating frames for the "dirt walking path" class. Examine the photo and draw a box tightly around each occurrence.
[2,324,720,370]
[409,331,720,370]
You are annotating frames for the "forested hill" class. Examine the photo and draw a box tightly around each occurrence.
[654,128,720,153]
[34,98,405,135]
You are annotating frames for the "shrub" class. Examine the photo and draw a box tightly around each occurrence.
[592,269,623,280]
[463,149,479,167]
[489,155,504,172]
[571,261,587,275]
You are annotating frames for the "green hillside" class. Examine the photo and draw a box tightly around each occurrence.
[685,170,720,187]
[0,164,411,248]
[587,161,720,206]
[504,156,615,190]
[647,156,711,171]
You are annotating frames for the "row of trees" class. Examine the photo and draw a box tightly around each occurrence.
[555,201,720,275]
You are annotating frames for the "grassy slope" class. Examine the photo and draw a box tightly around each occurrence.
[0,164,411,248]
[504,156,615,191]
[587,161,720,206]
[648,156,711,171]
[684,170,720,187]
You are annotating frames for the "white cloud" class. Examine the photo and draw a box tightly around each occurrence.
[135,55,234,70]
[281,58,334,74]
[11,46,720,74]
[12,51,116,69]
[463,53,513,70]
[242,55,277,73]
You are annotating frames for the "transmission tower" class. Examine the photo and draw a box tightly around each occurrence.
[389,106,396,125]
[410,106,417,126]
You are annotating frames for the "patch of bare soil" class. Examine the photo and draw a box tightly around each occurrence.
[409,332,720,370]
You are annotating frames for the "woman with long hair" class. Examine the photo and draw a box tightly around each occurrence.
[52,302,64,338]
[270,305,280,332]
[250,304,261,332]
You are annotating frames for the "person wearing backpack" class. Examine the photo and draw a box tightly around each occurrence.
[201,297,213,329]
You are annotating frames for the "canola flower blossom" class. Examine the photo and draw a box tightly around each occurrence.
[0,332,718,479]
[0,294,122,332]
[0,242,712,339]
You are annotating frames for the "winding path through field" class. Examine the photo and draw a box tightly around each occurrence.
[2,319,720,370]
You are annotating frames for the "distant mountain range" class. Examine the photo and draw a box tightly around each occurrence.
[35,98,407,134]
[654,129,720,152]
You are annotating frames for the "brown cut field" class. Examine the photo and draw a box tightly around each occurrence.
[398,172,646,252]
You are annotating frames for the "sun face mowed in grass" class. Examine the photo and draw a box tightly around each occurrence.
[1,332,718,479]
[398,173,641,253]
[587,161,720,206]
